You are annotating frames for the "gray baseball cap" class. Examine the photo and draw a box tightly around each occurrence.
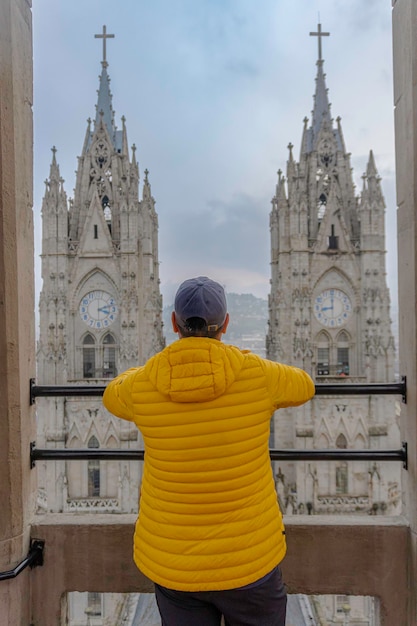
[174,276,227,331]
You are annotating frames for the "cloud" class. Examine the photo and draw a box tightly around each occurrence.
[159,192,270,276]
[33,0,397,310]
[333,0,391,32]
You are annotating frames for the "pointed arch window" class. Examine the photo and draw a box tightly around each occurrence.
[336,433,348,449]
[337,330,350,376]
[315,328,351,377]
[317,193,327,220]
[317,332,330,376]
[87,435,100,497]
[102,333,117,378]
[83,334,96,378]
[102,195,112,234]
[79,331,118,380]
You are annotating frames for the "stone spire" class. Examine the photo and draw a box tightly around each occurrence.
[301,23,343,154]
[81,26,123,153]
[143,168,151,201]
[48,145,60,183]
[95,63,116,137]
[311,58,332,141]
[43,146,67,211]
[310,23,331,142]
[93,25,115,133]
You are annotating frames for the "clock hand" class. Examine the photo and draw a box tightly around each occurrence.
[98,306,110,314]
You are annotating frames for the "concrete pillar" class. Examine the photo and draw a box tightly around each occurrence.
[393,0,417,623]
[0,0,35,624]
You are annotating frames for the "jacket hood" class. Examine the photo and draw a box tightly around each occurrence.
[145,337,246,403]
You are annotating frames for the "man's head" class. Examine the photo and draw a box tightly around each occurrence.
[172,276,229,339]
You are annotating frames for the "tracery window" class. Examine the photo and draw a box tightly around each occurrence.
[101,194,112,234]
[337,330,350,375]
[336,433,348,449]
[317,332,330,375]
[315,330,351,376]
[102,333,117,378]
[83,334,96,378]
[317,192,327,220]
[80,332,117,379]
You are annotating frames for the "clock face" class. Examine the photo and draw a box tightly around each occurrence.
[314,289,352,328]
[79,290,118,329]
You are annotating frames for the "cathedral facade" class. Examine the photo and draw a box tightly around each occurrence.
[267,26,401,519]
[36,28,164,518]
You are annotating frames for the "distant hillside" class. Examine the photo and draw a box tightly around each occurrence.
[163,292,268,357]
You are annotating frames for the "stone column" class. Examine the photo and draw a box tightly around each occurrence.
[393,0,417,622]
[0,0,35,624]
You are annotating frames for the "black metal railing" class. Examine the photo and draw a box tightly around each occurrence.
[30,377,407,404]
[29,377,408,469]
[0,540,44,581]
[30,441,408,468]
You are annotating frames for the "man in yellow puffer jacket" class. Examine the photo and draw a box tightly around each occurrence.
[103,276,315,626]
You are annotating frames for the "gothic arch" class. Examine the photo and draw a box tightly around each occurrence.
[317,330,331,343]
[317,433,330,448]
[352,417,368,444]
[82,333,96,378]
[317,414,333,439]
[336,330,350,375]
[103,418,118,444]
[335,416,351,440]
[354,433,367,449]
[71,269,119,312]
[336,433,348,449]
[105,434,118,449]
[101,332,117,378]
[312,268,356,300]
[336,330,350,343]
[316,331,331,376]
[88,435,100,449]
[67,435,81,448]
[101,332,116,345]
[82,332,96,344]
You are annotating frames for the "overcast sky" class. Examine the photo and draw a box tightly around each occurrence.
[32,0,396,307]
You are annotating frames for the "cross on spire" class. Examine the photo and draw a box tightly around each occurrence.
[309,23,330,62]
[94,25,115,67]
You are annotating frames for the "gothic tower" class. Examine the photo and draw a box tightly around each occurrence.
[36,27,164,516]
[267,25,400,518]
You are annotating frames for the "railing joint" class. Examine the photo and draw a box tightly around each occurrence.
[30,441,36,469]
[30,377,36,405]
[401,375,407,404]
[0,539,44,582]
[402,441,408,470]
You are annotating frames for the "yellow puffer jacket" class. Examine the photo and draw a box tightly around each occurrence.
[103,337,314,591]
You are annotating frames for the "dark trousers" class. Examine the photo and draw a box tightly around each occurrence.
[154,566,287,626]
